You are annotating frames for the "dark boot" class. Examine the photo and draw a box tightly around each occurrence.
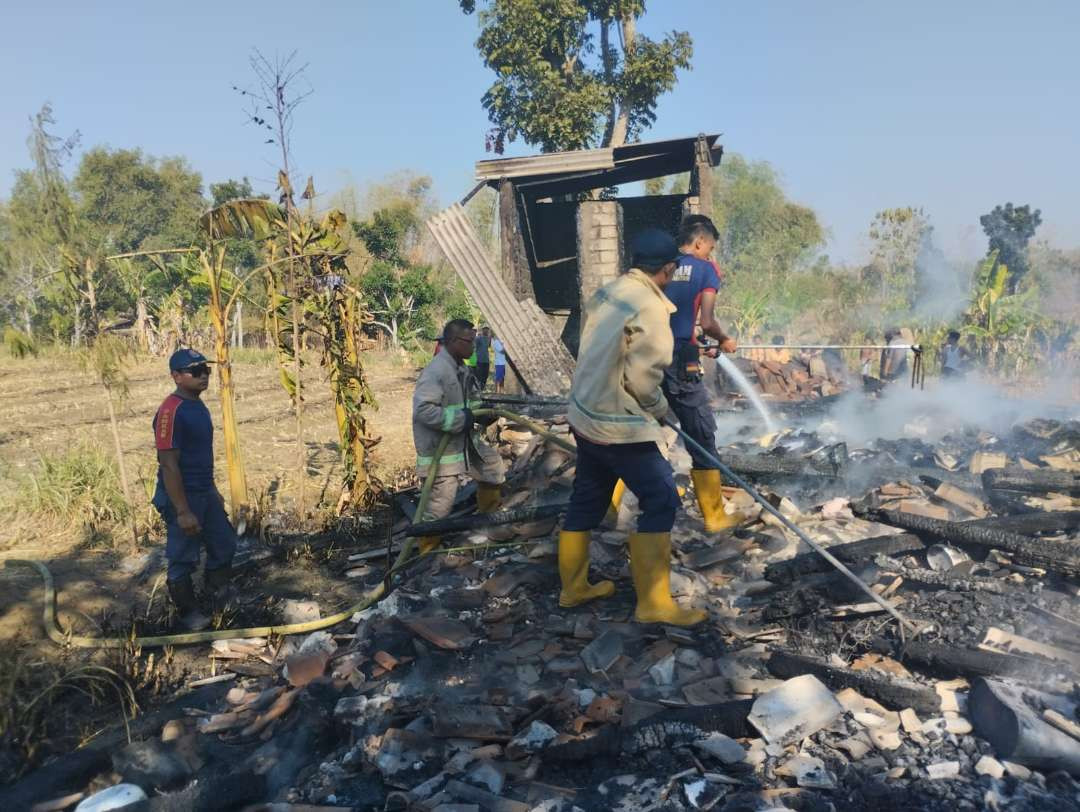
[204,566,236,610]
[167,575,211,631]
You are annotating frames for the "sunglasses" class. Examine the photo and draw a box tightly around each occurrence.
[180,363,211,377]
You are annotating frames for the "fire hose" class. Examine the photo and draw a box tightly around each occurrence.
[3,408,567,649]
[661,418,921,636]
[7,405,919,647]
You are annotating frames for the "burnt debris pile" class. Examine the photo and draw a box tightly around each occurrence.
[9,411,1080,812]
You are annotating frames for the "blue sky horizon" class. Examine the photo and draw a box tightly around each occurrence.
[2,0,1078,265]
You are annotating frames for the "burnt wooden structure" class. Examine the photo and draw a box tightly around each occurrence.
[429,133,721,394]
[478,133,722,357]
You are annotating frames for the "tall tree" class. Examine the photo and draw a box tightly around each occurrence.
[460,0,692,151]
[980,203,1041,293]
[866,206,932,316]
[73,148,205,255]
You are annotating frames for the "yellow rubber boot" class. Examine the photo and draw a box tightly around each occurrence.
[476,482,502,513]
[558,530,615,608]
[603,479,626,525]
[628,531,707,626]
[418,535,441,555]
[691,469,740,532]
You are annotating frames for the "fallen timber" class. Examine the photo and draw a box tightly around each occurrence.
[872,556,1009,594]
[405,502,568,537]
[968,510,1080,534]
[853,505,1080,579]
[766,651,942,715]
[764,533,924,584]
[545,700,754,762]
[970,678,1080,776]
[719,450,844,480]
[982,467,1080,497]
[880,639,1058,682]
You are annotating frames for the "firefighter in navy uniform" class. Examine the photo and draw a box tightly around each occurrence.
[663,215,740,532]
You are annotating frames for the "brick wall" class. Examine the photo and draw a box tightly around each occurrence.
[576,200,624,308]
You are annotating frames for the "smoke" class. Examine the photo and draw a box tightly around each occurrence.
[813,374,1078,447]
[910,233,972,323]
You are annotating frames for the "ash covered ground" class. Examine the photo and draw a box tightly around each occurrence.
[5,375,1080,812]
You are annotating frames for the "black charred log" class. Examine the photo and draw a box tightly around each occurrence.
[718,450,845,480]
[882,639,1055,681]
[853,506,1080,579]
[406,502,568,536]
[766,650,942,714]
[764,533,924,584]
[982,467,1080,497]
[544,699,754,762]
[970,511,1080,534]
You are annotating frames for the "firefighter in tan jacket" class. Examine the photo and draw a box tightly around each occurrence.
[412,319,505,554]
[560,229,707,627]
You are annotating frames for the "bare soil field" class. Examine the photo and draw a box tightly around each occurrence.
[0,348,419,556]
[0,349,420,782]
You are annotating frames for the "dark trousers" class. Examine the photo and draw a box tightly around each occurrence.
[662,367,718,471]
[475,363,490,390]
[564,434,680,533]
[156,490,238,582]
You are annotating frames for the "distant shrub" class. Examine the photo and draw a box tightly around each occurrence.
[3,327,37,359]
[8,444,131,527]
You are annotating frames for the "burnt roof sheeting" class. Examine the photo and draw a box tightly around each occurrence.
[427,203,575,395]
[475,134,721,197]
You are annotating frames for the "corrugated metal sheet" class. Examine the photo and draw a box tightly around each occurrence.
[475,133,720,184]
[475,147,615,182]
[427,204,575,396]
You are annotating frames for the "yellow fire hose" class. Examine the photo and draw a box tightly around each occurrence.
[7,404,920,646]
[4,408,564,650]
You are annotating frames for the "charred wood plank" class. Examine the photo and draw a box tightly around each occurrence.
[766,650,941,715]
[853,506,1080,579]
[544,700,753,762]
[886,639,1053,681]
[718,450,844,480]
[982,467,1080,497]
[406,503,568,537]
[764,533,924,584]
[969,511,1080,534]
[872,557,1008,594]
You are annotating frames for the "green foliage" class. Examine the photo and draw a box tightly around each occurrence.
[3,326,37,358]
[865,206,932,318]
[7,443,131,527]
[980,203,1041,293]
[711,156,824,284]
[73,147,205,254]
[360,261,440,347]
[461,0,692,151]
[81,334,134,396]
[353,204,421,264]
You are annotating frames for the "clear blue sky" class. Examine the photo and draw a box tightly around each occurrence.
[3,0,1078,264]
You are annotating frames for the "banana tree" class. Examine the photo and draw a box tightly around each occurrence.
[205,196,381,512]
[963,256,1044,374]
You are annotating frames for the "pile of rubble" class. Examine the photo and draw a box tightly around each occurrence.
[12,409,1080,812]
[729,352,851,401]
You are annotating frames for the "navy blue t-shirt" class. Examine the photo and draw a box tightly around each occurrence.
[153,394,215,493]
[666,254,723,342]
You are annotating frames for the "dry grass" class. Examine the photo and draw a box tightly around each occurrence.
[0,347,419,556]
